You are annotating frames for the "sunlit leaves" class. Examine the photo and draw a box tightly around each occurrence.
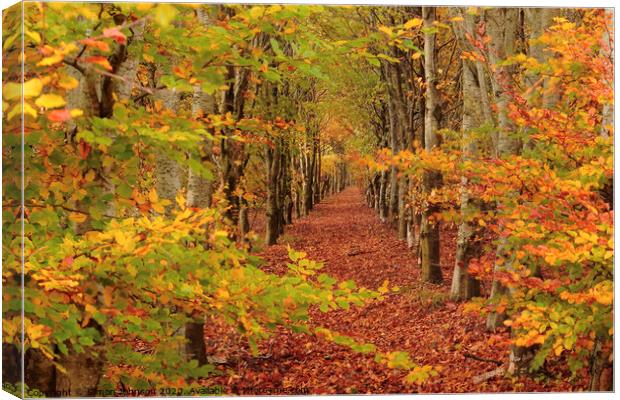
[58,75,79,90]
[35,94,66,109]
[403,18,424,30]
[4,78,43,100]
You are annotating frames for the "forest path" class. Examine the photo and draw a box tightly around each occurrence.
[201,187,575,394]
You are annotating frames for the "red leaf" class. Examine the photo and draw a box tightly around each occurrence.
[103,27,127,44]
[47,109,72,122]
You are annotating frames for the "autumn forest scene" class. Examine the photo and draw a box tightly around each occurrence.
[1,2,614,397]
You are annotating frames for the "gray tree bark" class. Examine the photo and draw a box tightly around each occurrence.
[449,9,484,301]
[420,6,443,284]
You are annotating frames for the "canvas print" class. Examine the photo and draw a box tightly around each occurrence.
[1,1,614,397]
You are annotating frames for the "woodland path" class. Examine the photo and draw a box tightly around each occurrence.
[201,187,581,394]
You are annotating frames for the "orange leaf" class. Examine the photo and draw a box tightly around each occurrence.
[83,56,113,71]
[79,38,110,52]
[47,109,72,122]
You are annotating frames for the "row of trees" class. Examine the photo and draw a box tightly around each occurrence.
[343,7,612,389]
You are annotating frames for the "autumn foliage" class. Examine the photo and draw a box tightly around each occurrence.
[1,2,614,396]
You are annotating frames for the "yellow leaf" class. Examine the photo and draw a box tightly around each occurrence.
[24,78,44,98]
[37,53,64,67]
[148,188,159,203]
[114,231,135,252]
[214,230,229,239]
[26,323,48,341]
[23,102,38,119]
[450,16,465,22]
[25,29,41,43]
[68,212,87,223]
[70,109,84,118]
[175,192,186,209]
[3,82,21,100]
[216,288,230,300]
[404,18,423,29]
[411,52,422,60]
[378,25,393,37]
[249,6,264,20]
[58,75,79,90]
[136,3,153,11]
[378,279,390,294]
[35,93,66,109]
[4,78,43,100]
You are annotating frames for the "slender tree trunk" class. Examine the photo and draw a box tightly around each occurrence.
[265,144,281,245]
[304,137,316,214]
[315,137,322,203]
[378,170,388,222]
[420,6,443,284]
[450,9,484,301]
[450,61,482,300]
[387,97,400,223]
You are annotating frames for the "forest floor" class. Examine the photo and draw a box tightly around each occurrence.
[201,187,587,394]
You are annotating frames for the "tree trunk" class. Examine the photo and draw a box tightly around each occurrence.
[55,347,105,397]
[588,336,613,391]
[450,9,484,301]
[420,6,443,284]
[387,98,400,223]
[450,60,482,300]
[265,144,281,245]
[378,170,388,222]
[303,137,316,214]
